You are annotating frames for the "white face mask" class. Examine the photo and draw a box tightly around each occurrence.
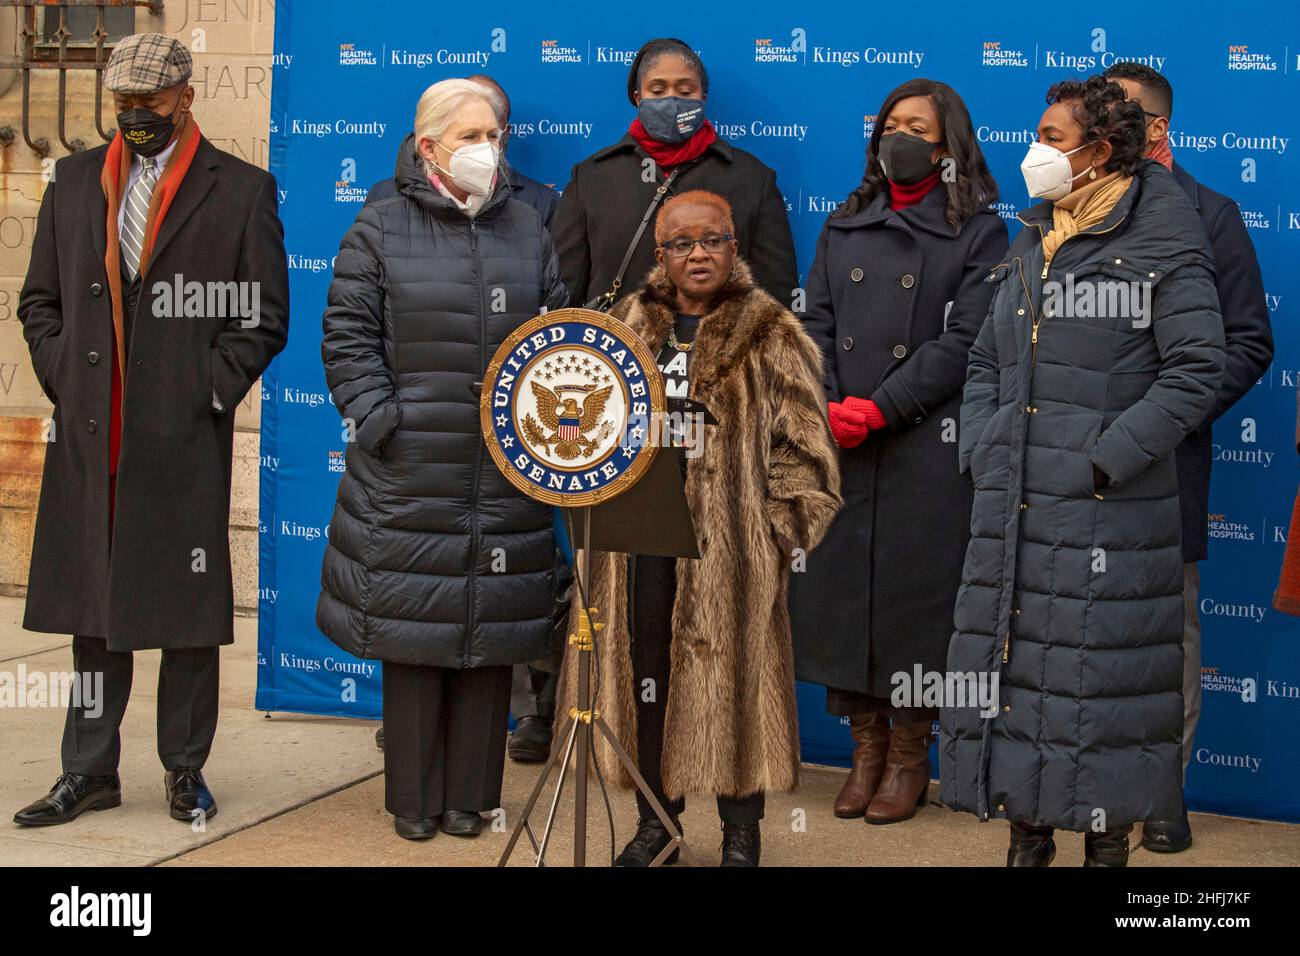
[431,140,498,197]
[1020,141,1094,201]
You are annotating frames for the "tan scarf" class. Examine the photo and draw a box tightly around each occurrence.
[1041,170,1132,267]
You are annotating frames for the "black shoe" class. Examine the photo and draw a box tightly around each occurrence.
[1007,821,1056,867]
[375,727,384,751]
[13,773,121,826]
[1084,826,1132,867]
[1142,806,1193,854]
[720,822,761,867]
[440,809,484,837]
[614,817,681,866]
[508,716,552,763]
[165,767,217,822]
[394,816,438,840]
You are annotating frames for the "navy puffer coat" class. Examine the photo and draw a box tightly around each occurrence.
[939,162,1225,831]
[316,136,568,668]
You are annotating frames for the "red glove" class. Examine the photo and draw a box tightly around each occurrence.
[828,401,869,448]
[842,396,888,431]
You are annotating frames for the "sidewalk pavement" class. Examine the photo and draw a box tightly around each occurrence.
[2,596,1297,867]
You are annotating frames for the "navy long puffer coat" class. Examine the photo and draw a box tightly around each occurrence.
[316,137,568,668]
[939,161,1225,831]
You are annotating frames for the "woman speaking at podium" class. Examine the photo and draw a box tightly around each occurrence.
[560,190,841,866]
[316,79,568,842]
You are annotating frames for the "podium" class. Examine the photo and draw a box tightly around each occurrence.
[497,441,706,867]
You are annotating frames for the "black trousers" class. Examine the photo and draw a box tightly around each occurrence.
[61,634,220,776]
[382,661,512,819]
[631,556,764,826]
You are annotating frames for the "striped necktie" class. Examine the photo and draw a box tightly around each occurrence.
[121,156,159,281]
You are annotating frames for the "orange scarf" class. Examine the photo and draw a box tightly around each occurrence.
[99,113,201,475]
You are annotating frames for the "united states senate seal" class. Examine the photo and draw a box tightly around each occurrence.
[480,308,666,507]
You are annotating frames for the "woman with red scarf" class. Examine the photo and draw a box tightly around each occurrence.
[789,79,1007,830]
[552,37,797,311]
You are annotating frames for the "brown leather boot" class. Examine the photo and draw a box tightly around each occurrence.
[833,712,890,818]
[864,717,933,825]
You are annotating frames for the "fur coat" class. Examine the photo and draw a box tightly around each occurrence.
[556,258,842,799]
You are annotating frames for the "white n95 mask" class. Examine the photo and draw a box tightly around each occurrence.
[1020,141,1093,201]
[434,140,498,197]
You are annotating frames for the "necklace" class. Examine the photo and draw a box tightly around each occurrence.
[668,328,694,351]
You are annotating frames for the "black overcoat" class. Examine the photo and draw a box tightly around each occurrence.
[18,136,289,651]
[790,186,1007,697]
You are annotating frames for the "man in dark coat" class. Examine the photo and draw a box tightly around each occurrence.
[1107,64,1274,853]
[14,34,289,827]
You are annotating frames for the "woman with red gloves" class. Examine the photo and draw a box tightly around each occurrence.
[790,78,1007,826]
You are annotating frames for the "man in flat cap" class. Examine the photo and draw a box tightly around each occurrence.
[14,33,289,827]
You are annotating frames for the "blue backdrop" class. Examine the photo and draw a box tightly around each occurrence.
[257,0,1300,823]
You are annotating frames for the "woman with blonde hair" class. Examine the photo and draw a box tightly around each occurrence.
[318,78,568,841]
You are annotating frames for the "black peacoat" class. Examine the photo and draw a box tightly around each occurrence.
[790,185,1007,698]
[551,133,798,308]
[18,136,289,651]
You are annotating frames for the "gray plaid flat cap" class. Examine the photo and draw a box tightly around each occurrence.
[104,33,193,93]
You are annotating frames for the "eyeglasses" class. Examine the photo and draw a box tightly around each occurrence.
[659,234,734,258]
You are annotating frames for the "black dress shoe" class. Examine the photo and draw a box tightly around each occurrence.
[394,816,438,840]
[375,727,384,751]
[13,773,121,826]
[614,817,681,866]
[165,767,217,822]
[1084,825,1132,867]
[508,716,552,763]
[1007,821,1056,867]
[439,809,484,837]
[720,822,761,867]
[1142,805,1193,853]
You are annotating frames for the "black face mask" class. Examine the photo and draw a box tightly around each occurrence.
[638,96,706,144]
[877,131,940,186]
[116,107,177,157]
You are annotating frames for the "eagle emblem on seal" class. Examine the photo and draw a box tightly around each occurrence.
[523,381,614,460]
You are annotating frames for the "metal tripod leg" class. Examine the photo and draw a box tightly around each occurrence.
[497,713,579,867]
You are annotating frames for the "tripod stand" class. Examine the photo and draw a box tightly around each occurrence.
[497,506,700,867]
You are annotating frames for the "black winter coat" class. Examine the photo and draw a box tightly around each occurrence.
[790,186,1007,697]
[1171,162,1273,562]
[316,136,568,668]
[940,163,1226,831]
[18,136,289,651]
[552,133,798,308]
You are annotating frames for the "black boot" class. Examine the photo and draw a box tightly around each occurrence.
[614,817,681,866]
[394,816,437,840]
[375,726,384,750]
[165,767,217,822]
[13,773,121,826]
[1085,825,1132,867]
[720,822,761,867]
[508,716,552,763]
[1007,821,1056,867]
[440,810,485,837]
[1142,800,1192,853]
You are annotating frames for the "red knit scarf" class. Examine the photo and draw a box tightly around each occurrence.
[629,117,717,170]
[99,114,201,481]
[888,169,942,210]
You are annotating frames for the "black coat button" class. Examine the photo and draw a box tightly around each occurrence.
[127,291,139,308]
[90,282,103,296]
[87,419,98,433]
[850,267,864,282]
[900,274,915,289]
[893,344,908,359]
[87,351,100,365]
[842,336,854,351]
